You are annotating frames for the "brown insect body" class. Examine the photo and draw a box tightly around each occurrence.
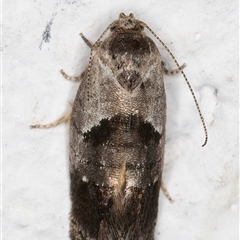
[69,13,166,239]
[31,12,208,240]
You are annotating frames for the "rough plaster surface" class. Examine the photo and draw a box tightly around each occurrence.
[3,0,238,239]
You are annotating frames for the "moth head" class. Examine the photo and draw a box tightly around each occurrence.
[110,13,144,31]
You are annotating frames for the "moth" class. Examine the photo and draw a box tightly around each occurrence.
[32,13,207,240]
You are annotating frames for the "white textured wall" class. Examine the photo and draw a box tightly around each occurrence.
[3,0,238,239]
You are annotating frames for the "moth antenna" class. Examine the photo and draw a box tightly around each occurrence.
[140,22,208,147]
[86,20,118,101]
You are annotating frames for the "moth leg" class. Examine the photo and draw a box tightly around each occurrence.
[162,61,187,76]
[161,180,174,203]
[80,32,102,50]
[30,102,72,129]
[60,34,90,82]
[79,33,93,48]
[60,33,100,82]
[60,69,86,82]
